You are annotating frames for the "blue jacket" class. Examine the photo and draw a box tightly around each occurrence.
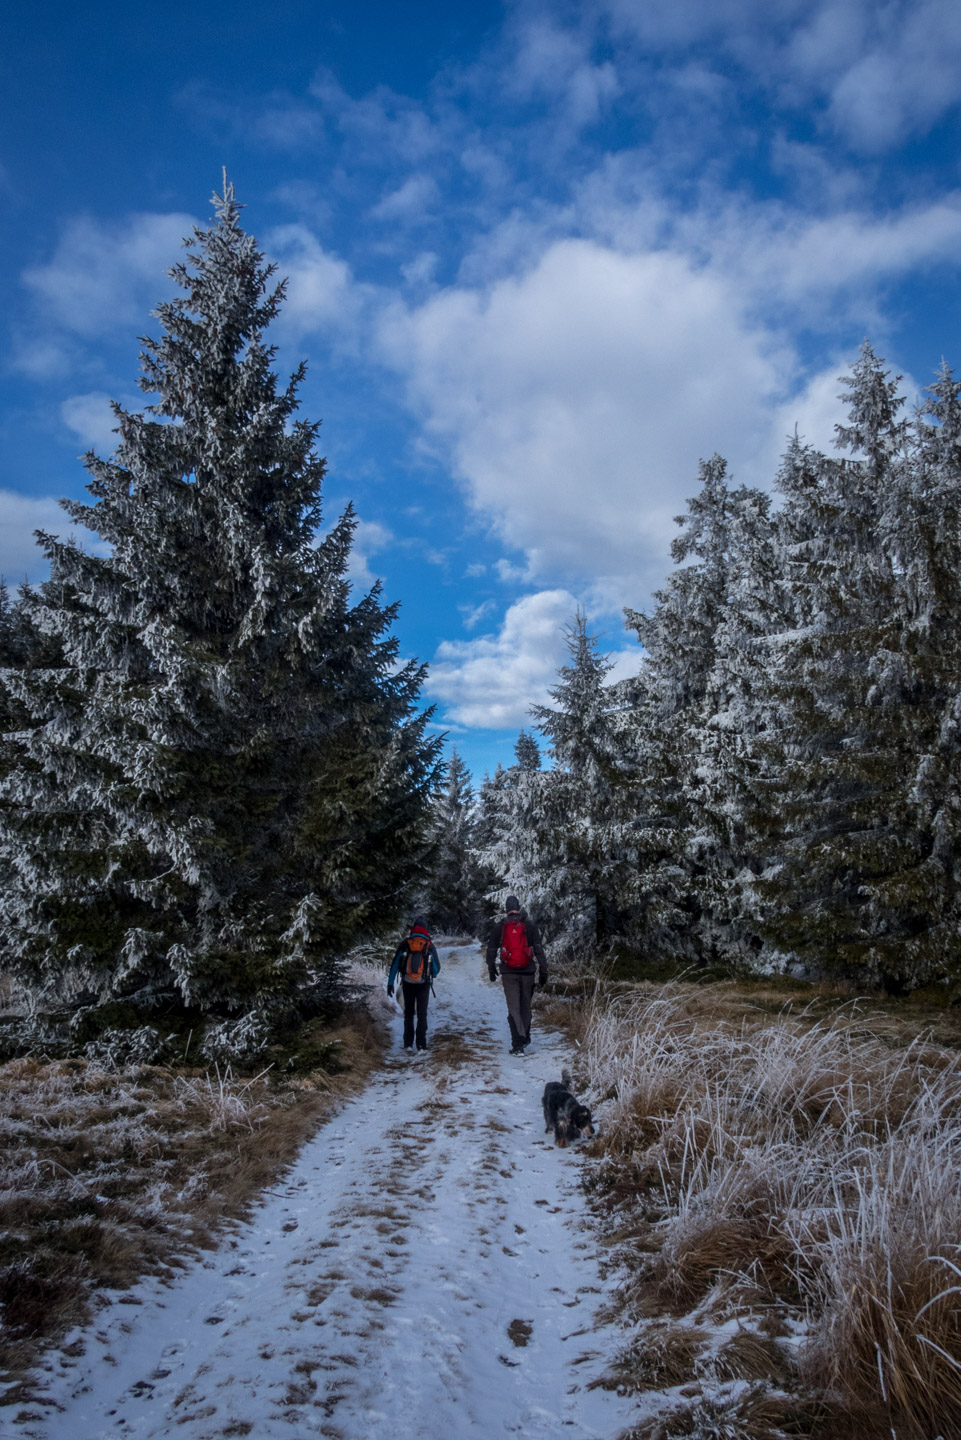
[388,938,440,990]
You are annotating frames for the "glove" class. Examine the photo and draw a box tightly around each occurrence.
[387,984,394,998]
[538,974,547,988]
[488,968,497,982]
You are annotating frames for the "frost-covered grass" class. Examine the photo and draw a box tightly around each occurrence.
[554,979,961,1439]
[0,988,387,1384]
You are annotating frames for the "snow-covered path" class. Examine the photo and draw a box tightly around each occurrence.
[21,944,634,1440]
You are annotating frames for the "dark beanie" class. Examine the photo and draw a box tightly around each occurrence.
[505,895,521,913]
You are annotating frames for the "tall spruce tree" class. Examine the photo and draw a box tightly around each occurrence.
[685,481,794,963]
[621,456,746,962]
[473,761,510,935]
[0,180,440,1050]
[748,345,913,982]
[856,361,961,986]
[424,748,481,932]
[529,615,630,955]
[514,730,541,772]
[476,729,553,929]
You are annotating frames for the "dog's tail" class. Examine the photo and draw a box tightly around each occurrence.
[561,1067,572,1088]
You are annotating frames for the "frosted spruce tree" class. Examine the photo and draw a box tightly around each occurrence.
[514,729,541,773]
[621,456,747,963]
[883,362,961,986]
[476,729,552,931]
[0,180,441,1052]
[423,748,481,933]
[529,615,631,956]
[0,583,46,739]
[472,762,509,936]
[748,346,911,983]
[684,480,795,965]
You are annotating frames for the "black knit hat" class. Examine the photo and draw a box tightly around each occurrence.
[505,895,521,913]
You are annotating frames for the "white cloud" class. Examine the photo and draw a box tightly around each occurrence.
[380,236,789,598]
[600,0,961,151]
[60,392,121,453]
[371,175,441,224]
[795,0,961,150]
[21,211,192,338]
[0,492,71,584]
[266,225,366,344]
[346,518,394,590]
[722,199,961,312]
[459,598,497,630]
[504,15,620,132]
[308,68,444,164]
[427,588,641,729]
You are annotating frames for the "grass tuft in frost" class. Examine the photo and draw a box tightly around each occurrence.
[575,980,961,1438]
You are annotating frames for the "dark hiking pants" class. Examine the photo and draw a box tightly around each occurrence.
[500,971,535,1048]
[402,980,430,1049]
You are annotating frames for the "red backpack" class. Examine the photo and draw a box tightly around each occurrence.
[404,928,432,984]
[500,918,532,969]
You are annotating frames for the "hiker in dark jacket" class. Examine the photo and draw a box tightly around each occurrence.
[387,918,440,1053]
[486,895,547,1055]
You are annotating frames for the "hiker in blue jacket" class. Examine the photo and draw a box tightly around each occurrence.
[387,918,440,1052]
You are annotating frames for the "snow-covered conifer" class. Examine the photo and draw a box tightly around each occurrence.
[472,763,509,934]
[0,180,440,1048]
[514,730,541,772]
[749,345,913,982]
[529,615,631,955]
[856,361,961,986]
[474,728,554,933]
[685,481,795,962]
[424,748,481,933]
[620,456,747,962]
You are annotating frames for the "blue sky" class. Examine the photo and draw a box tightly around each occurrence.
[3,0,961,777]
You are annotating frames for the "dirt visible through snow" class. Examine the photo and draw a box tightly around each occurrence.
[16,943,635,1439]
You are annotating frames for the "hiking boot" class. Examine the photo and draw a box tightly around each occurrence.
[510,1044,525,1055]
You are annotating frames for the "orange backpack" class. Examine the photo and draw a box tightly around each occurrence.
[404,931,431,984]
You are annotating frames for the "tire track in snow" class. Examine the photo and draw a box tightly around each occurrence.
[17,945,635,1440]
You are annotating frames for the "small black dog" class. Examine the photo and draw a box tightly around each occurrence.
[542,1069,595,1148]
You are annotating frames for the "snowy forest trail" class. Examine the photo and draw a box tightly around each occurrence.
[21,943,635,1440]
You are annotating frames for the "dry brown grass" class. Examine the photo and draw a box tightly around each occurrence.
[0,1003,386,1383]
[623,1383,821,1440]
[591,1322,708,1394]
[561,977,961,1439]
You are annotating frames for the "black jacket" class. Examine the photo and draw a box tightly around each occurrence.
[486,913,547,980]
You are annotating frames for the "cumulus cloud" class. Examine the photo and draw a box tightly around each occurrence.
[600,0,961,151]
[0,492,71,585]
[60,392,122,454]
[345,518,394,591]
[380,236,789,598]
[459,598,498,630]
[427,588,641,729]
[719,199,961,313]
[503,14,620,132]
[371,175,441,225]
[21,211,192,338]
[309,68,445,165]
[267,225,368,345]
